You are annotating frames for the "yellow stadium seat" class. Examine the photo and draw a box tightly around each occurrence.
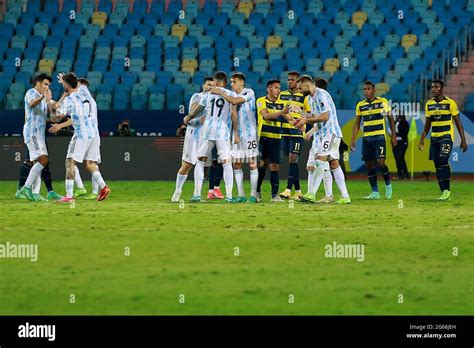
[181,66,196,76]
[352,11,368,30]
[401,34,417,51]
[238,1,254,9]
[237,7,252,18]
[182,59,198,69]
[92,17,106,29]
[402,34,417,43]
[324,58,340,69]
[171,24,187,42]
[238,1,254,18]
[402,34,418,44]
[267,36,282,44]
[91,12,107,29]
[323,65,339,75]
[265,35,282,53]
[375,82,390,94]
[39,59,55,70]
[91,11,107,21]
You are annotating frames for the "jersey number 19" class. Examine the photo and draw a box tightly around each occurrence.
[210,98,225,117]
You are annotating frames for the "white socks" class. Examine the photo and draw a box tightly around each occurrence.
[32,176,41,194]
[234,169,245,197]
[91,171,106,190]
[92,176,99,194]
[332,166,349,198]
[193,160,205,197]
[309,160,329,195]
[250,168,258,198]
[65,179,74,198]
[323,170,333,197]
[307,170,315,194]
[24,162,44,188]
[175,173,187,192]
[223,162,233,199]
[74,166,84,189]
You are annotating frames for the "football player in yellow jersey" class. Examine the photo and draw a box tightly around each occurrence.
[351,81,397,200]
[278,71,311,201]
[256,79,290,202]
[419,80,468,201]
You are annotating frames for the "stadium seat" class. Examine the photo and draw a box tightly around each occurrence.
[266,36,282,53]
[237,1,254,18]
[352,11,368,30]
[96,93,112,110]
[401,34,417,51]
[38,59,55,75]
[182,59,198,75]
[171,24,187,42]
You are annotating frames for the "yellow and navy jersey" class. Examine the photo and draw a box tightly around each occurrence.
[257,96,284,139]
[425,96,459,142]
[355,97,391,138]
[278,90,311,138]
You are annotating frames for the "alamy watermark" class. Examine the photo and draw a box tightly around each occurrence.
[325,242,365,262]
[0,242,38,262]
[386,100,422,119]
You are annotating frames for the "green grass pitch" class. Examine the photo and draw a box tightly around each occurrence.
[0,179,473,315]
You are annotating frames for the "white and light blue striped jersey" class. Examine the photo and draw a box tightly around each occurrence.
[187,92,206,141]
[199,87,235,141]
[58,91,99,139]
[308,88,342,138]
[23,88,48,143]
[234,88,257,140]
[78,85,98,126]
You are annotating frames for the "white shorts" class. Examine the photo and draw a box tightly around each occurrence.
[25,135,48,161]
[67,135,101,163]
[182,127,199,165]
[231,136,259,163]
[197,138,231,162]
[311,133,341,161]
[182,128,211,166]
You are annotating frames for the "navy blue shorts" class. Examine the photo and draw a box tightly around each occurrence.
[362,137,386,162]
[259,137,281,164]
[281,136,303,157]
[429,138,453,164]
[211,145,218,161]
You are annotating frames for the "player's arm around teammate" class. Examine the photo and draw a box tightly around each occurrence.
[230,104,240,145]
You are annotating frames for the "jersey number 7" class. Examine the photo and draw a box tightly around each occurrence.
[82,100,92,118]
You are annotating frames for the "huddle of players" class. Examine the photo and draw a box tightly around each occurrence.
[173,71,469,203]
[171,71,352,204]
[16,72,110,203]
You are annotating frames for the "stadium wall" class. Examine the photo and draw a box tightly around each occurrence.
[1,110,473,179]
[0,134,472,181]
